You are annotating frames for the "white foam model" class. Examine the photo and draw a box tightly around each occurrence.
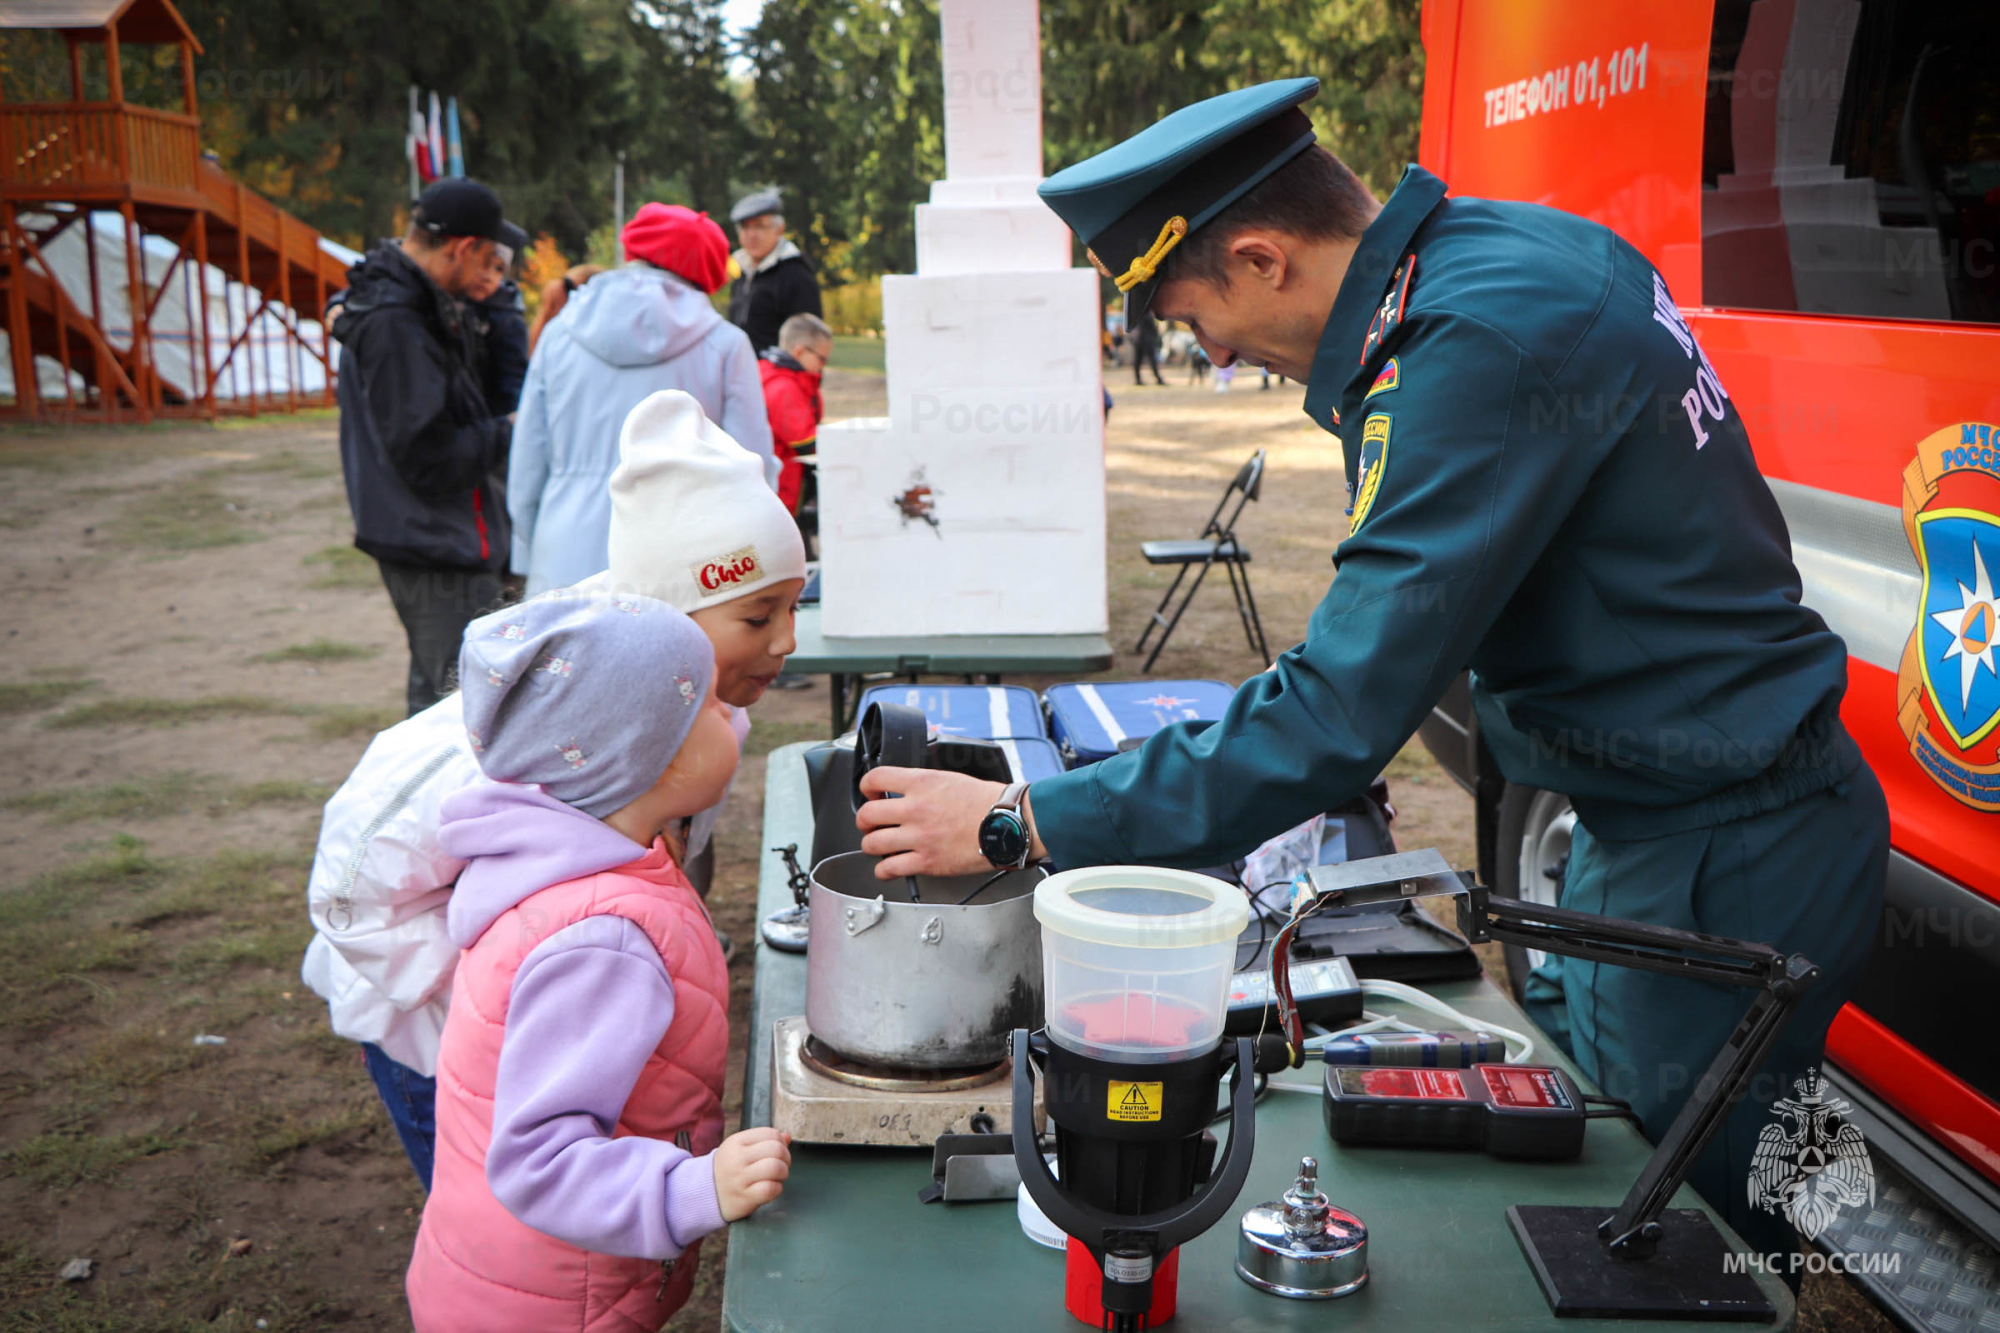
[819,0,1107,637]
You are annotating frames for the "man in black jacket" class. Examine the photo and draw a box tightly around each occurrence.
[726,188,822,356]
[333,178,527,715]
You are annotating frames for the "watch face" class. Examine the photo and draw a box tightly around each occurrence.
[979,809,1027,868]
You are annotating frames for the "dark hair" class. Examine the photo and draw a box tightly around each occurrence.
[1166,146,1376,288]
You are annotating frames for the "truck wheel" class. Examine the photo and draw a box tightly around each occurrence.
[1492,784,1574,1003]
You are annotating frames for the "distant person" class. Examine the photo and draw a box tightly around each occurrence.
[465,267,529,416]
[726,188,822,355]
[1187,339,1211,385]
[403,592,790,1330]
[527,263,605,352]
[1132,309,1165,385]
[509,203,776,597]
[758,312,831,518]
[333,177,528,717]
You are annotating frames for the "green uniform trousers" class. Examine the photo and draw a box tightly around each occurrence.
[1524,766,1888,1266]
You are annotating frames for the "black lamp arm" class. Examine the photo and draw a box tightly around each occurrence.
[1470,891,1818,1258]
[1594,954,1816,1254]
[1300,851,1820,1261]
[1467,888,1792,989]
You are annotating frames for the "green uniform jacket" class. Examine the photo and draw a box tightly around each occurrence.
[1032,166,1856,869]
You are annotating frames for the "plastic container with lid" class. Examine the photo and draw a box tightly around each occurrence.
[1034,866,1250,1064]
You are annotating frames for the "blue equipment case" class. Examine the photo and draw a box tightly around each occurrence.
[853,683,1047,741]
[1041,679,1239,767]
[998,735,1067,784]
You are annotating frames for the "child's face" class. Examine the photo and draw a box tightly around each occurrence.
[637,697,743,828]
[689,578,805,707]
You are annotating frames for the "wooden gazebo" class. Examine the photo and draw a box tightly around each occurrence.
[0,0,349,421]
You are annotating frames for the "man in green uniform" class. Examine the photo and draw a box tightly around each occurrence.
[857,78,1886,1262]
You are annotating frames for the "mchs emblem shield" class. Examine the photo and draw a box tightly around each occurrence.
[1898,423,2000,811]
[1748,1069,1874,1241]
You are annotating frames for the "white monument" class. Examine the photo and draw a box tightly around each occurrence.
[817,0,1107,638]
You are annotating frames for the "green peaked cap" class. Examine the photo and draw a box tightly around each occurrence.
[1038,77,1320,315]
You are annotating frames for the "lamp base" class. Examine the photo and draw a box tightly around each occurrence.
[1506,1206,1776,1322]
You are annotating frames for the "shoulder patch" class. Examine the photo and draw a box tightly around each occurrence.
[1363,357,1400,401]
[1360,256,1416,365]
[1350,413,1392,534]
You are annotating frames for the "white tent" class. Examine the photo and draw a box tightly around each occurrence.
[0,209,360,407]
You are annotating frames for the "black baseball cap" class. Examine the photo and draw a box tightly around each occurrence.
[412,178,529,254]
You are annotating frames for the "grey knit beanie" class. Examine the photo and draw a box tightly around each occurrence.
[457,591,714,818]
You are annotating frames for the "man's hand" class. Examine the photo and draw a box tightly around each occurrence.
[857,767,1018,881]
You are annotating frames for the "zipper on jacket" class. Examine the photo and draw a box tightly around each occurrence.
[472,488,490,562]
[327,745,461,932]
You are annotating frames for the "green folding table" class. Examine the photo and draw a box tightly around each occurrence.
[722,743,1795,1331]
[785,604,1116,733]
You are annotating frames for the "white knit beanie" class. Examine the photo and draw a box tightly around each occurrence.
[606,391,808,612]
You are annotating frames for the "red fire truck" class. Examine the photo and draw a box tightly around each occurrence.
[1413,1,2000,1325]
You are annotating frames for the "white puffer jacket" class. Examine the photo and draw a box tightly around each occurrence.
[302,692,740,1076]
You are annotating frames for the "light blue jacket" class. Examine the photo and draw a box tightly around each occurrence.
[508,265,776,595]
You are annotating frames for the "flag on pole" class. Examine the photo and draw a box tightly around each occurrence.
[446,97,465,178]
[406,85,426,195]
[428,92,446,184]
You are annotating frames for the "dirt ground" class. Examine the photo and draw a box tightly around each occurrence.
[0,367,1889,1330]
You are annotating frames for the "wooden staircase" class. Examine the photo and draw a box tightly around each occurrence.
[0,0,348,422]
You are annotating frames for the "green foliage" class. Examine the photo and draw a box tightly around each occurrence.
[2,773,330,824]
[5,0,1420,279]
[0,678,95,716]
[43,696,297,729]
[739,0,1422,285]
[252,639,379,664]
[822,279,883,337]
[309,705,402,741]
[303,545,377,590]
[110,476,260,552]
[740,0,945,282]
[163,0,744,254]
[1039,0,1425,196]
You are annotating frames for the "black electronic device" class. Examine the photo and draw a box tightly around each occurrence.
[1013,1030,1273,1333]
[1224,955,1361,1035]
[799,703,1015,868]
[1277,849,1814,1321]
[1322,1062,1588,1161]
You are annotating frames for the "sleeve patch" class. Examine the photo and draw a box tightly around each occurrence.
[1363,357,1401,401]
[1350,413,1393,533]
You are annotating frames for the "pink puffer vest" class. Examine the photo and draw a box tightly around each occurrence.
[407,842,728,1332]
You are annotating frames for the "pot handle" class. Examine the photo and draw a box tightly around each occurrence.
[843,894,888,937]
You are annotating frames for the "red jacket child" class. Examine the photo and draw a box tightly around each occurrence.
[757,337,825,514]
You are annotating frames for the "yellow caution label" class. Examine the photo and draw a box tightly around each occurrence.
[1106,1080,1164,1123]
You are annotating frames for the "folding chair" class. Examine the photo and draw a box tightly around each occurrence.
[1133,449,1272,672]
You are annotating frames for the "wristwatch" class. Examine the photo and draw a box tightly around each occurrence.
[978,783,1032,870]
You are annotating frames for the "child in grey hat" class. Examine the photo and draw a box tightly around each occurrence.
[407,591,789,1330]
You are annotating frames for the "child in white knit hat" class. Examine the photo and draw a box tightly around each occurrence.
[407,591,789,1331]
[304,390,807,1191]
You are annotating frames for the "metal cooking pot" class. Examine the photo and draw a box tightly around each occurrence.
[805,851,1044,1070]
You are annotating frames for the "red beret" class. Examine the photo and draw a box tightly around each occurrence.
[621,203,731,293]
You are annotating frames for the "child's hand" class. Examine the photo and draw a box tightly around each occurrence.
[714,1127,791,1222]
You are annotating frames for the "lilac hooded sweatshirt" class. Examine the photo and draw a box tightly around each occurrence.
[437,781,726,1260]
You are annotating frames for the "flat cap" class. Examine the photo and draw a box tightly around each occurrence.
[1038,77,1320,315]
[729,188,784,224]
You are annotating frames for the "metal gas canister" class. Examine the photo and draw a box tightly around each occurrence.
[1236,1157,1369,1299]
